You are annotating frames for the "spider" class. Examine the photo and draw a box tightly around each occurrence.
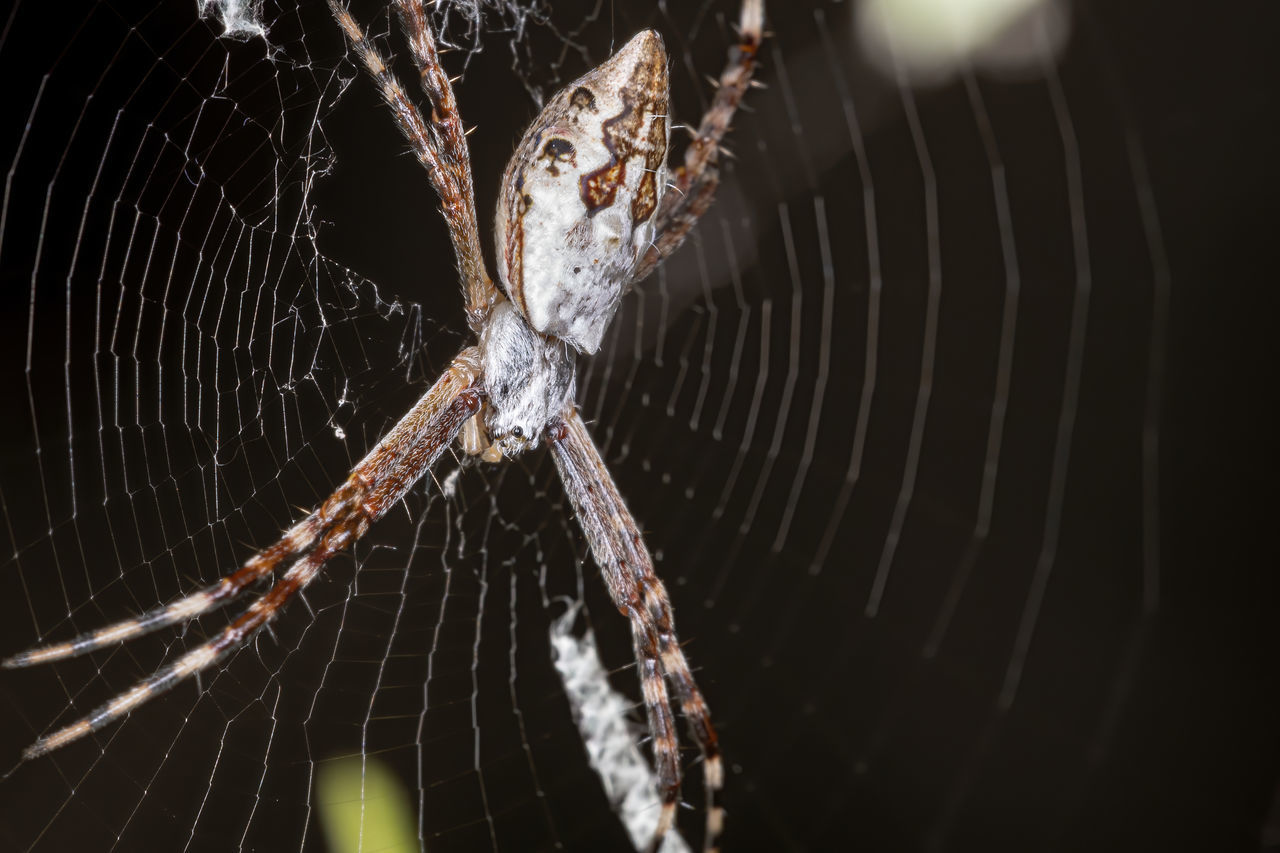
[4,1,764,849]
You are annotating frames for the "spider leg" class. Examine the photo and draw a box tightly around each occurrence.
[548,408,724,853]
[2,513,318,667]
[21,510,355,759]
[12,349,484,758]
[329,0,499,331]
[634,0,765,282]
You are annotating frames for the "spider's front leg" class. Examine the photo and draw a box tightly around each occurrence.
[330,0,499,331]
[549,408,723,853]
[6,350,484,758]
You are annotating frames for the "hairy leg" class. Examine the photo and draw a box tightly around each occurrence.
[633,0,765,282]
[9,350,483,757]
[329,1,499,330]
[549,407,724,852]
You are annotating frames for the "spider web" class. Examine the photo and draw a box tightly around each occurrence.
[0,0,1275,851]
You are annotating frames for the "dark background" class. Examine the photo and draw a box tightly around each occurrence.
[0,1,1275,851]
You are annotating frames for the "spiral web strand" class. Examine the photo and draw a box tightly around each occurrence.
[0,1,1271,851]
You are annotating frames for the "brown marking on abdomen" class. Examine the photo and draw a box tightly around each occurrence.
[581,159,627,214]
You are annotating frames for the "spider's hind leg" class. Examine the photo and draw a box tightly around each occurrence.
[549,408,724,853]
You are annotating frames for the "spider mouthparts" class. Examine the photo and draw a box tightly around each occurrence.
[493,432,533,458]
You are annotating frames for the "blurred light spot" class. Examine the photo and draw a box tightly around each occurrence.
[857,0,1070,83]
[317,755,420,853]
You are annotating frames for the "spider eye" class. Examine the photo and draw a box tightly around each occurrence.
[511,426,523,438]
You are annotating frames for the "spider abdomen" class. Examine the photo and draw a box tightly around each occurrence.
[495,29,670,355]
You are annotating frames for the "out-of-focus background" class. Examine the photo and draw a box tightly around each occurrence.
[0,1,1274,850]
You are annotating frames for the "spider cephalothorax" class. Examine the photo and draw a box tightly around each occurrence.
[478,298,575,456]
[6,3,764,850]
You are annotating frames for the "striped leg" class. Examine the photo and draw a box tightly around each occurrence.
[633,0,765,283]
[8,349,483,758]
[329,0,498,331]
[2,514,320,669]
[549,408,724,853]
